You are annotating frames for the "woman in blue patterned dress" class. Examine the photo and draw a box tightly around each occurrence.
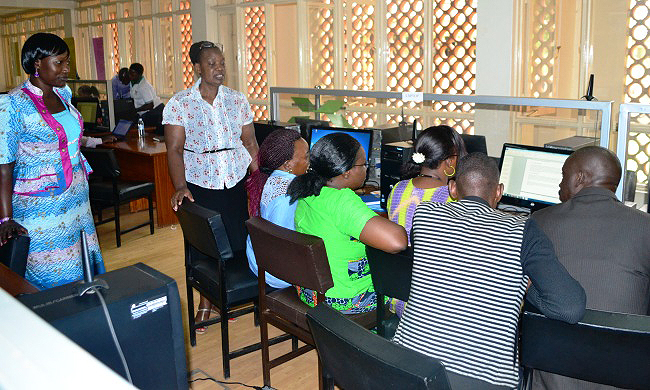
[0,33,105,289]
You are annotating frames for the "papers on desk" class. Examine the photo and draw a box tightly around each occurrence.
[360,194,385,213]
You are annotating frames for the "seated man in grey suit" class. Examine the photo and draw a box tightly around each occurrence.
[532,146,650,390]
[393,153,586,390]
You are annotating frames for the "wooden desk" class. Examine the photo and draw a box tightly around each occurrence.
[0,263,38,296]
[100,135,177,226]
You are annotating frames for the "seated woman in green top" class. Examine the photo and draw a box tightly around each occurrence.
[287,133,408,313]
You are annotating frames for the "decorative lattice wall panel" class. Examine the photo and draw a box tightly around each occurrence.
[625,1,650,184]
[309,4,335,88]
[528,0,556,98]
[245,6,268,120]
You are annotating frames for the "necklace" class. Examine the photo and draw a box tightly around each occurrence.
[417,173,442,181]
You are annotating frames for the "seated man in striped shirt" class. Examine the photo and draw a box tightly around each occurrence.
[392,152,586,390]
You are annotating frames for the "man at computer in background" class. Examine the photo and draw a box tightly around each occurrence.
[111,67,130,99]
[129,63,164,134]
[531,146,650,390]
[393,153,586,390]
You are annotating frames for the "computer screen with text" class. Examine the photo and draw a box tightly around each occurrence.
[499,144,573,210]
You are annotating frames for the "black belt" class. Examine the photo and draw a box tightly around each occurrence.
[184,147,234,154]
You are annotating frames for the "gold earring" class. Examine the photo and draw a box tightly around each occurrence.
[443,166,455,177]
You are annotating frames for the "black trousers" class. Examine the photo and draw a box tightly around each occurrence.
[187,179,249,252]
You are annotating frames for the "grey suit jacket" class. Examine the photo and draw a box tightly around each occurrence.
[530,186,650,390]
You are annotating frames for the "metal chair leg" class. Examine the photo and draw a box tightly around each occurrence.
[318,359,334,390]
[260,313,271,387]
[292,335,299,351]
[187,281,196,347]
[221,308,231,378]
[253,301,260,327]
[114,202,121,247]
[148,193,154,234]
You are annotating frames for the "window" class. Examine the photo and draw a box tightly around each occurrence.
[215,0,477,129]
[74,0,192,98]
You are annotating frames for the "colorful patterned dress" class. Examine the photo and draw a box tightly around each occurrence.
[386,178,452,317]
[387,178,452,245]
[0,80,105,290]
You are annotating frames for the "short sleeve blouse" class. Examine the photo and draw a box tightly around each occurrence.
[294,187,378,299]
[162,80,254,189]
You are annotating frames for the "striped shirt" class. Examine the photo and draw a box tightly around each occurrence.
[393,197,586,388]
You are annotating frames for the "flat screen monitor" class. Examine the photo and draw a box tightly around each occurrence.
[498,143,573,211]
[76,102,98,124]
[309,126,373,161]
[461,134,488,155]
[113,98,139,124]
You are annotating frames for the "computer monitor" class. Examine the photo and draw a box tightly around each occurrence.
[309,126,373,161]
[294,118,330,140]
[113,98,139,124]
[72,96,101,131]
[461,134,488,155]
[76,102,98,124]
[498,143,573,211]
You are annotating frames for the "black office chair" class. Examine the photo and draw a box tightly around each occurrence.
[0,234,30,277]
[82,147,155,247]
[175,202,289,378]
[306,304,451,390]
[366,246,413,338]
[520,308,650,389]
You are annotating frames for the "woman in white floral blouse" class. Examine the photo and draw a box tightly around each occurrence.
[163,41,259,333]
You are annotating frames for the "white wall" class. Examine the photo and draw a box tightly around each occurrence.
[475,0,515,156]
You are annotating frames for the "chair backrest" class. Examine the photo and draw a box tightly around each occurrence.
[306,304,451,390]
[81,147,120,178]
[366,246,413,302]
[175,201,233,261]
[0,235,30,277]
[521,308,650,389]
[246,216,333,293]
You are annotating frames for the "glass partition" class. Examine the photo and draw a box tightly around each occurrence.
[617,103,650,208]
[269,87,612,158]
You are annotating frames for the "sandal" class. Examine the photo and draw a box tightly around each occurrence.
[194,308,214,334]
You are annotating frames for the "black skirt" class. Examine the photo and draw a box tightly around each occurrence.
[187,179,249,252]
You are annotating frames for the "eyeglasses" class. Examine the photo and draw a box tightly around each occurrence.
[354,162,369,168]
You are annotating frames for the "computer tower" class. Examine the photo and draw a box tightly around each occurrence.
[18,263,188,390]
[366,122,413,186]
[380,141,413,210]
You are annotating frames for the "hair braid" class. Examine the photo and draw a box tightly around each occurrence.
[246,128,301,216]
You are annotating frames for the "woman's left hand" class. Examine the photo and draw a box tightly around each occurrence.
[0,220,28,246]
